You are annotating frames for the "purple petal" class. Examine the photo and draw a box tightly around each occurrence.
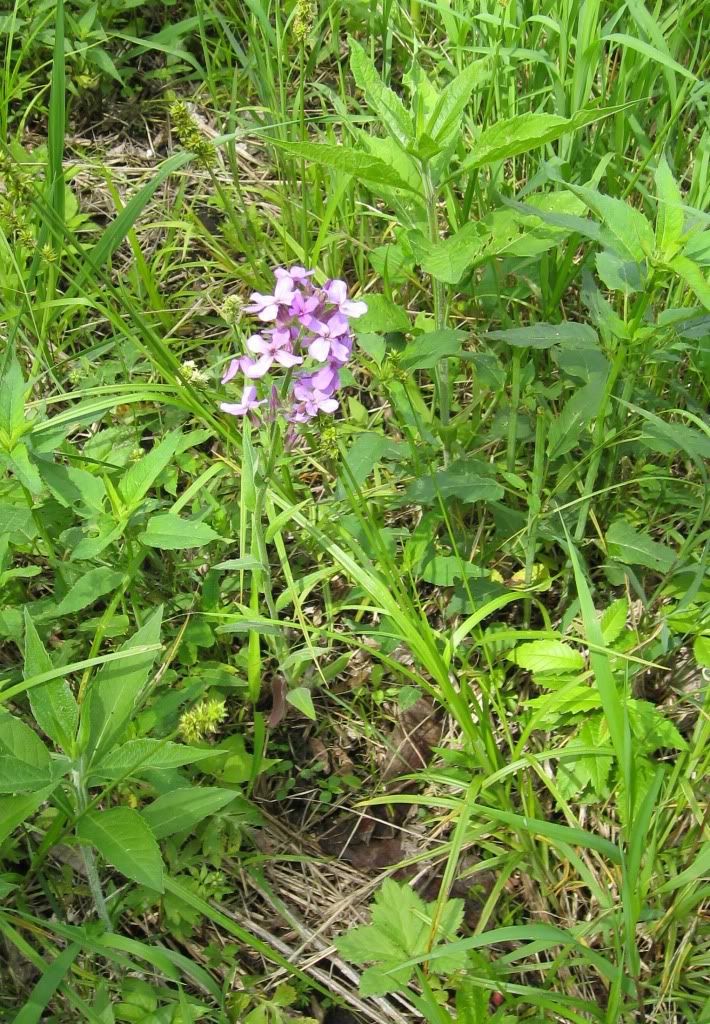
[326,279,348,305]
[221,358,241,384]
[317,397,339,414]
[242,355,272,379]
[275,350,303,367]
[309,337,330,362]
[219,401,248,416]
[246,334,268,354]
[342,299,368,318]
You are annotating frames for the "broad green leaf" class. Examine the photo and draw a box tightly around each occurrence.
[600,598,629,645]
[139,514,223,549]
[272,140,417,193]
[627,699,687,751]
[596,250,644,294]
[85,607,163,760]
[8,444,42,494]
[339,433,391,491]
[77,807,164,892]
[0,755,56,793]
[457,107,617,175]
[89,738,218,780]
[24,608,78,751]
[669,255,710,310]
[118,431,181,512]
[654,155,685,259]
[52,567,123,617]
[420,556,487,587]
[141,786,237,839]
[0,786,57,842]
[548,380,604,459]
[568,184,655,263]
[356,295,410,333]
[426,60,490,144]
[403,459,503,505]
[486,323,598,349]
[414,222,488,284]
[285,686,316,720]
[508,639,585,675]
[0,709,50,768]
[0,357,26,445]
[693,635,710,668]
[606,520,675,573]
[336,879,465,996]
[349,37,413,145]
[361,134,422,193]
[400,329,464,370]
[36,460,106,513]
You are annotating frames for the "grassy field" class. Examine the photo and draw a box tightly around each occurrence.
[0,0,709,1021]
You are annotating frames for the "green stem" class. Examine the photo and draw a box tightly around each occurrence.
[524,409,546,627]
[74,773,112,931]
[506,350,522,474]
[423,166,449,426]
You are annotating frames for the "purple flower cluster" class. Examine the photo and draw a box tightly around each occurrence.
[219,267,367,426]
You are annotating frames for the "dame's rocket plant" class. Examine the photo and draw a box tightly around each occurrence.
[219,267,366,433]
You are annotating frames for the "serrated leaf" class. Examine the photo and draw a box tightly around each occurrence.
[457,107,618,175]
[141,787,237,839]
[569,183,655,263]
[0,709,50,768]
[669,254,710,310]
[272,140,417,193]
[336,879,465,996]
[118,431,180,512]
[426,59,490,144]
[0,786,57,843]
[655,155,685,258]
[77,807,164,892]
[89,738,218,780]
[547,379,604,459]
[600,598,629,645]
[85,608,163,761]
[349,37,413,145]
[356,295,410,333]
[627,699,687,752]
[400,329,464,370]
[8,444,43,494]
[403,458,503,505]
[693,635,710,668]
[486,322,598,349]
[139,514,223,550]
[414,222,489,284]
[509,639,585,674]
[0,358,26,444]
[24,608,78,751]
[606,520,675,573]
[53,567,124,617]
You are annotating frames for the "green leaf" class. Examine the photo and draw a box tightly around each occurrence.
[0,755,56,794]
[403,458,503,505]
[669,255,710,310]
[85,608,163,760]
[485,322,598,349]
[426,60,490,145]
[23,608,78,751]
[693,635,710,668]
[356,295,410,333]
[414,222,488,284]
[89,738,218,780]
[8,444,43,494]
[285,686,316,720]
[604,33,697,81]
[655,155,685,259]
[400,329,464,370]
[361,134,423,193]
[547,380,604,459]
[272,140,417,193]
[0,709,50,768]
[336,879,465,996]
[139,514,223,549]
[0,357,26,445]
[12,942,82,1024]
[457,107,618,175]
[600,598,629,645]
[141,787,237,839]
[52,567,124,617]
[77,807,164,892]
[627,699,687,752]
[0,786,57,843]
[606,519,675,573]
[508,639,585,675]
[568,184,655,263]
[118,431,181,512]
[349,37,413,146]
